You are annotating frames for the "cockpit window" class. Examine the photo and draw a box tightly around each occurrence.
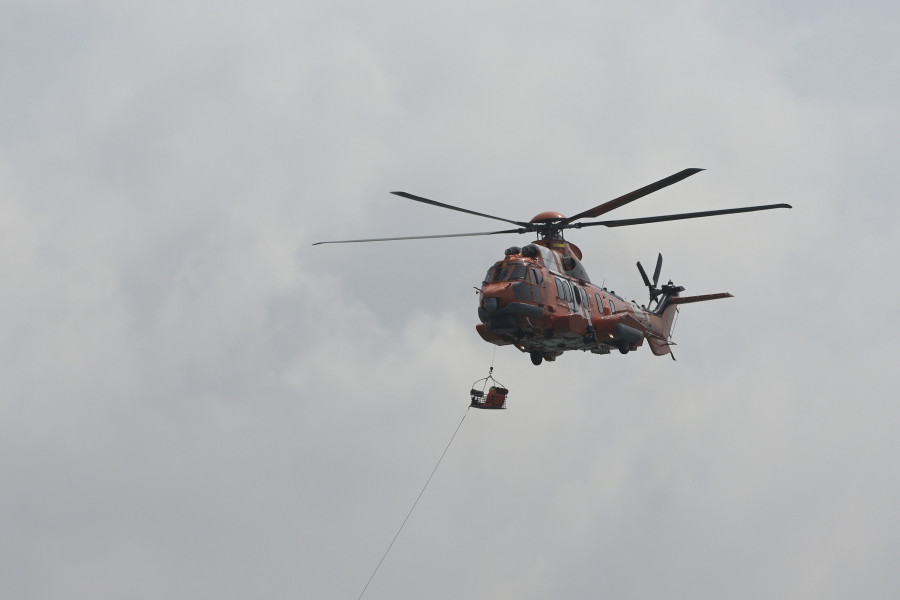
[485,262,527,283]
[484,266,507,283]
[492,267,509,282]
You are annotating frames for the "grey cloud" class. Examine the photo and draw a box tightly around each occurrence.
[2,1,899,599]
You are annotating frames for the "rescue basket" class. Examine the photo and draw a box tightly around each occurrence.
[469,368,508,409]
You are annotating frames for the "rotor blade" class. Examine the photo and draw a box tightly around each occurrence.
[561,168,705,225]
[652,253,663,287]
[637,261,652,287]
[570,203,792,229]
[391,191,530,227]
[312,227,526,245]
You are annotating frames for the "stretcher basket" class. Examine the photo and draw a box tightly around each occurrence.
[469,368,508,410]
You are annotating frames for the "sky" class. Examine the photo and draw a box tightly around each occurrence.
[2,1,899,598]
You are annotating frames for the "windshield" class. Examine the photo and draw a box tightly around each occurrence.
[484,262,528,283]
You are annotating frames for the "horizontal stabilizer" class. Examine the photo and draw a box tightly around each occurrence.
[669,293,733,305]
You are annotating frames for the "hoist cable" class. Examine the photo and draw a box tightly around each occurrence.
[356,407,470,600]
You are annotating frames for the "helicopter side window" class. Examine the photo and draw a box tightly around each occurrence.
[573,285,582,306]
[609,299,616,314]
[596,294,604,313]
[529,269,543,285]
[555,277,572,304]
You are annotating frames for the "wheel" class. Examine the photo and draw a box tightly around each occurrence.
[530,351,543,366]
[618,341,630,354]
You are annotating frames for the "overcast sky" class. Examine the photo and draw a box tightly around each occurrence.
[2,1,899,599]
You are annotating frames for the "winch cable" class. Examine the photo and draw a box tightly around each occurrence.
[355,407,470,600]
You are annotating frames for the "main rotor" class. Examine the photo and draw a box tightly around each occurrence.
[312,168,791,246]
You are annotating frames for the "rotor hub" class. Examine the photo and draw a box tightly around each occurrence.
[530,211,566,223]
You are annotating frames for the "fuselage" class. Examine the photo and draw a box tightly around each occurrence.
[476,239,675,362]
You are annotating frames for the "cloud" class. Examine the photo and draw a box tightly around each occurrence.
[2,1,899,599]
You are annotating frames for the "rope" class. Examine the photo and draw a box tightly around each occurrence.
[484,347,498,386]
[356,408,470,600]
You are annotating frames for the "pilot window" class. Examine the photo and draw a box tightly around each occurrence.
[485,262,529,283]
[509,265,527,280]
[485,266,508,282]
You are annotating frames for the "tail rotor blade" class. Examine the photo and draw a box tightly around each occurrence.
[637,261,652,288]
[652,253,663,287]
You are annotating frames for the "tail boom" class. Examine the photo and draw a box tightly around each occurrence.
[647,292,732,359]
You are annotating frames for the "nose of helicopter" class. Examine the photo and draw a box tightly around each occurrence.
[480,280,512,307]
[477,281,543,333]
[478,282,511,325]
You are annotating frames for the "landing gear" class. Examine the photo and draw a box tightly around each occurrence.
[617,341,631,354]
[530,351,543,366]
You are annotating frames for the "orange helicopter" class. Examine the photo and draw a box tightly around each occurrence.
[314,169,790,365]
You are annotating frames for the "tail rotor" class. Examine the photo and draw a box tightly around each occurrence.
[636,253,664,308]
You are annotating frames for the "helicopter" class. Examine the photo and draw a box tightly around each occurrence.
[314,168,791,365]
